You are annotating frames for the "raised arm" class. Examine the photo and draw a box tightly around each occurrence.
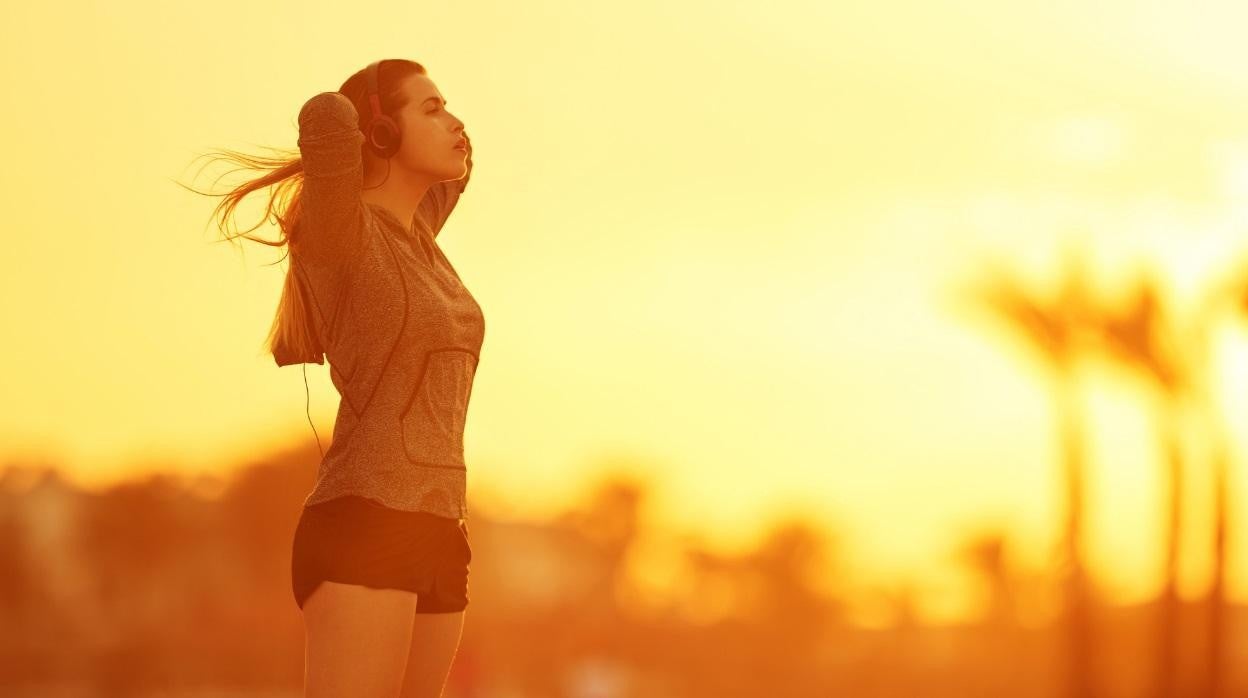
[414,131,473,239]
[296,91,366,274]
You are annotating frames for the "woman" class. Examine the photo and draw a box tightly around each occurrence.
[195,58,481,697]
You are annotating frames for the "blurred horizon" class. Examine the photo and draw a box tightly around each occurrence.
[5,441,1248,695]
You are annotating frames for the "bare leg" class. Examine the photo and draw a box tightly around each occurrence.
[399,610,466,698]
[302,581,419,697]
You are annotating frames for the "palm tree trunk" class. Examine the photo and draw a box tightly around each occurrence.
[1153,406,1184,698]
[1058,377,1094,698]
[1207,436,1229,698]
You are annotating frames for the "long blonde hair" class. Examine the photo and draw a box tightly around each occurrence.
[178,59,428,365]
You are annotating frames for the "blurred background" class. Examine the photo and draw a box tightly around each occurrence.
[4,0,1248,696]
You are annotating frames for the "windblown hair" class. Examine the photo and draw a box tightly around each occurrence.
[178,58,427,366]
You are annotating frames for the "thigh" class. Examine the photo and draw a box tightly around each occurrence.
[401,609,466,698]
[303,580,419,698]
[402,519,472,697]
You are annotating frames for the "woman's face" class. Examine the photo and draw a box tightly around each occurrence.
[391,73,468,183]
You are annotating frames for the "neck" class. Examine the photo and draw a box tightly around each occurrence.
[360,164,432,235]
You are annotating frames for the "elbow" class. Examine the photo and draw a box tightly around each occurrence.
[298,92,359,138]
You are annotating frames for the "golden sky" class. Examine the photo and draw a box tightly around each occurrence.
[6,0,1248,622]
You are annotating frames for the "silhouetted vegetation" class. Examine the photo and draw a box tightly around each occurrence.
[3,432,1248,696]
[952,242,1248,698]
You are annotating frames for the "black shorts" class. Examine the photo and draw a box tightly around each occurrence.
[291,494,472,613]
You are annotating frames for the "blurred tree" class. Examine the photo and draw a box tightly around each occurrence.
[1081,266,1189,698]
[1187,256,1248,698]
[951,243,1100,698]
[748,517,843,644]
[955,528,1017,630]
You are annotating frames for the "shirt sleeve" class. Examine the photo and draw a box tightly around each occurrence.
[295,91,366,275]
[415,131,473,239]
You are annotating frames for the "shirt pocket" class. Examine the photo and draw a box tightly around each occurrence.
[399,348,479,466]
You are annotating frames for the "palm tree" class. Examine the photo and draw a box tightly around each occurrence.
[956,242,1240,697]
[950,244,1100,698]
[1078,264,1188,698]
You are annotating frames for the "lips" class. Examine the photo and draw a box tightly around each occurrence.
[453,138,467,150]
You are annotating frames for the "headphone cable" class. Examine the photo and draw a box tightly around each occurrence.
[303,362,324,460]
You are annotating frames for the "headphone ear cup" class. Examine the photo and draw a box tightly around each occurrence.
[367,115,401,158]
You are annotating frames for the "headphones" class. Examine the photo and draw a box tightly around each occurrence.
[362,59,402,159]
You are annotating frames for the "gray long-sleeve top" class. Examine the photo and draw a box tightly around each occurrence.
[292,91,483,521]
